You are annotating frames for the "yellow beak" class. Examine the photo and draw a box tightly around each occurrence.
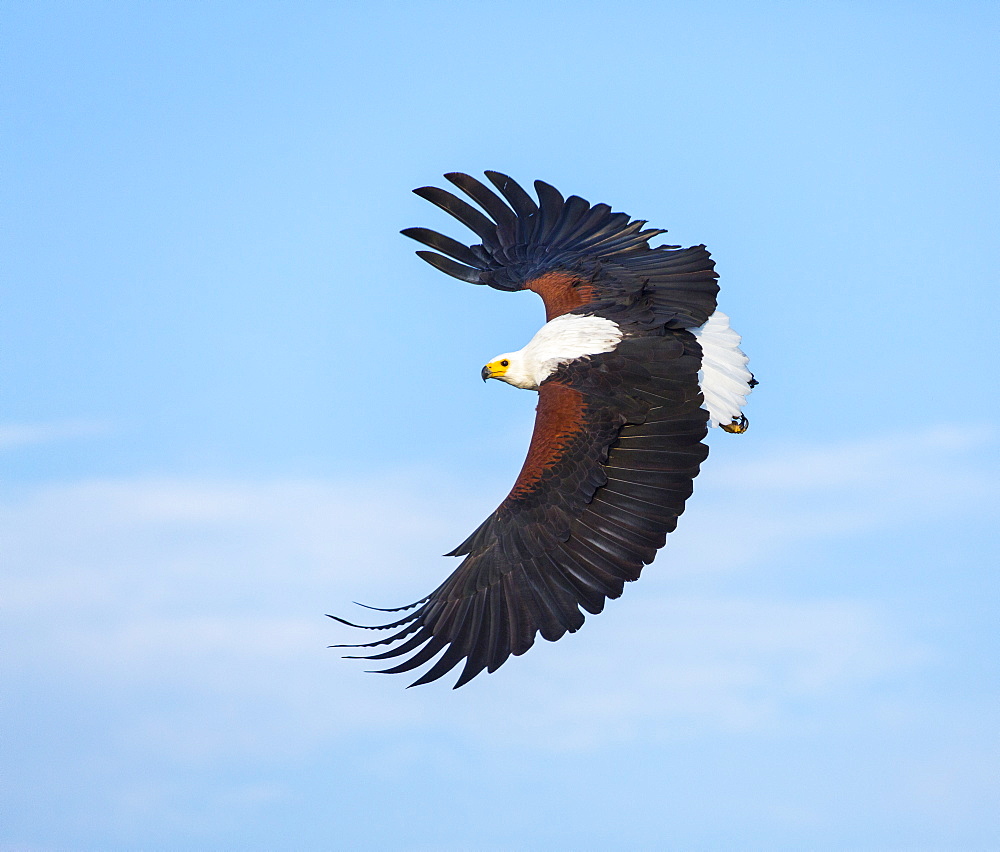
[482,361,508,381]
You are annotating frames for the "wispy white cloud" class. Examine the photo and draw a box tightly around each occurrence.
[4,425,997,847]
[719,425,992,491]
[664,423,996,573]
[4,424,991,764]
[0,419,111,450]
[438,594,932,750]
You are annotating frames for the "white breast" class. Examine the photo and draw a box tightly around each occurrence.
[689,310,754,427]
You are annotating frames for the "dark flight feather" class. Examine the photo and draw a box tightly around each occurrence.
[413,251,481,283]
[403,172,719,326]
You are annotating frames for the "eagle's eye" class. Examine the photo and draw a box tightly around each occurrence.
[500,360,509,367]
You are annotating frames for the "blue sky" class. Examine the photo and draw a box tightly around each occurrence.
[3,1,999,849]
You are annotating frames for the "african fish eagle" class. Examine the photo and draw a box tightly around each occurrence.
[331,172,755,688]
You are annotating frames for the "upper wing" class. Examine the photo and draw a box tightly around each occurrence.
[332,333,709,688]
[401,172,720,327]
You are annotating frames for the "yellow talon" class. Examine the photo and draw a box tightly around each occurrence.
[721,414,749,434]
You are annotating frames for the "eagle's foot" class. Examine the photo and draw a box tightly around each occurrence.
[721,414,749,434]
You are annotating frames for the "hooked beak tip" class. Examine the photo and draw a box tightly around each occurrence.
[481,365,491,382]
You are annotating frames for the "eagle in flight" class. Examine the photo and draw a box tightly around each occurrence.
[332,172,755,688]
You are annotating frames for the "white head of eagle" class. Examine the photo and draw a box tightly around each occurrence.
[483,314,625,391]
[331,171,756,688]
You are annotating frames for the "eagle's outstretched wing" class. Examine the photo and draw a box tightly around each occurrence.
[401,171,719,326]
[333,335,708,688]
[332,174,734,688]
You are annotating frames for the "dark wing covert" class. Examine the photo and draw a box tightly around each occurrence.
[401,171,719,327]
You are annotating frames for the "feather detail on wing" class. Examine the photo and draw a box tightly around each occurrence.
[401,172,720,328]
